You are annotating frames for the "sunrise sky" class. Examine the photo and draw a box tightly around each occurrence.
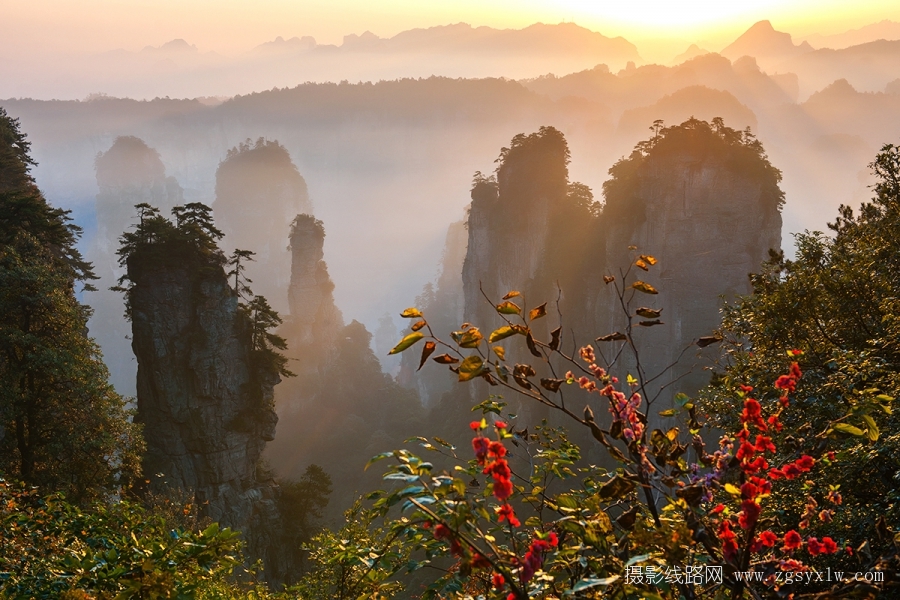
[8,0,900,60]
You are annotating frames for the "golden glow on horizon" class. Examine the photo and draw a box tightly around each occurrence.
[5,0,900,56]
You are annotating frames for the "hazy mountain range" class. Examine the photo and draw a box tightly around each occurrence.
[4,19,900,100]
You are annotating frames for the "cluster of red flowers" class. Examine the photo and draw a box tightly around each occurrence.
[768,454,815,480]
[471,420,519,526]
[717,359,846,570]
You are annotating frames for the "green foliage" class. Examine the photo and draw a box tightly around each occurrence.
[0,109,139,502]
[358,239,896,598]
[289,500,413,599]
[0,479,255,600]
[275,464,333,581]
[705,142,900,555]
[117,203,293,380]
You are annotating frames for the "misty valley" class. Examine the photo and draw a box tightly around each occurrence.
[2,18,900,600]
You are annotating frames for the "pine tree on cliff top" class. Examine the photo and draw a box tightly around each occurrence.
[0,107,142,502]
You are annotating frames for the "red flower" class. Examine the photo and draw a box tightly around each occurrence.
[492,476,513,501]
[498,503,520,527]
[470,421,482,431]
[783,530,802,551]
[741,481,759,500]
[494,420,508,430]
[742,398,762,419]
[783,463,802,479]
[790,362,802,379]
[779,395,790,407]
[548,531,559,547]
[736,441,757,460]
[743,456,769,474]
[740,384,755,393]
[487,459,511,479]
[434,524,451,540]
[488,441,507,458]
[768,467,786,480]
[775,374,797,392]
[759,530,778,547]
[796,455,815,471]
[492,573,505,588]
[821,537,839,554]
[755,435,776,454]
[807,537,823,556]
[710,503,725,514]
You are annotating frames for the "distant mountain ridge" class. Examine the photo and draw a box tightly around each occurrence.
[251,22,639,61]
[803,20,900,49]
[721,20,812,62]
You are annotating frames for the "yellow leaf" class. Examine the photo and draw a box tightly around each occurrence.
[458,356,485,382]
[502,290,521,300]
[529,303,547,321]
[632,280,658,294]
[388,332,424,355]
[400,307,423,319]
[496,301,521,315]
[492,346,506,360]
[639,254,657,265]
[635,259,649,271]
[724,483,741,496]
[489,326,517,343]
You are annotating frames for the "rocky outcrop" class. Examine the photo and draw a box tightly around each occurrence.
[89,136,183,396]
[601,118,783,418]
[441,119,782,429]
[213,138,311,314]
[126,222,287,580]
[283,214,344,379]
[265,214,424,518]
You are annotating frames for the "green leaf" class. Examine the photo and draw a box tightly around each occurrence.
[833,423,866,436]
[862,414,880,441]
[365,452,395,471]
[675,392,691,407]
[388,332,424,355]
[658,408,678,417]
[400,307,423,319]
[496,301,521,315]
[458,356,485,382]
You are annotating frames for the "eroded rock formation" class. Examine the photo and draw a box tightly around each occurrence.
[89,136,184,395]
[125,214,287,580]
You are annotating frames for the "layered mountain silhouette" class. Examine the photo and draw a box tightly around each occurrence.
[804,20,900,49]
[720,20,812,64]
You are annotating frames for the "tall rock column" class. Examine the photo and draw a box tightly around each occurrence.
[600,118,783,420]
[123,206,286,579]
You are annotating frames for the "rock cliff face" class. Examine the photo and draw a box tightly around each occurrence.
[266,214,424,517]
[284,214,344,380]
[601,119,783,409]
[126,230,286,579]
[440,119,782,428]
